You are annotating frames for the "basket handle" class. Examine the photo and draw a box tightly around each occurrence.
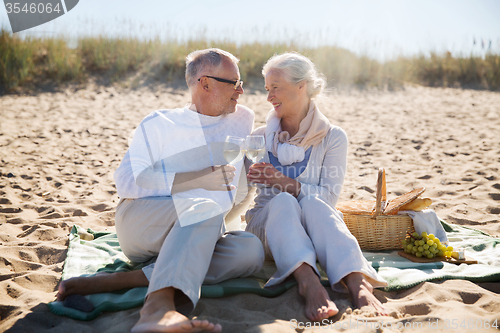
[373,168,386,218]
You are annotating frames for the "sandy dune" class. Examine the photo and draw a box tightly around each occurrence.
[1,83,499,332]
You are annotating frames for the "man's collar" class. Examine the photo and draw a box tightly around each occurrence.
[185,102,229,118]
[186,103,198,112]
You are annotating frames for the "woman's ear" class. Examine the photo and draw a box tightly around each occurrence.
[298,80,306,90]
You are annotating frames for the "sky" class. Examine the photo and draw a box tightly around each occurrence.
[1,0,499,60]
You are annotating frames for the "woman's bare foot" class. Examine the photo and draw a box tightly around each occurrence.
[293,263,339,321]
[344,272,389,315]
[56,270,149,301]
[131,287,221,333]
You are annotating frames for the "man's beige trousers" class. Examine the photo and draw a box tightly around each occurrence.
[115,196,265,312]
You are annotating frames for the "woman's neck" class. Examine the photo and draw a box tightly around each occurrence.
[280,99,311,137]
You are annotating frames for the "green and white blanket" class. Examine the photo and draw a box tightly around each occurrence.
[48,221,500,321]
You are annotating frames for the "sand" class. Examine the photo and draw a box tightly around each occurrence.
[1,83,499,332]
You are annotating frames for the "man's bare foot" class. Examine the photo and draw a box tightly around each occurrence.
[293,263,339,321]
[57,270,149,301]
[131,287,222,333]
[132,309,221,333]
[57,275,100,301]
[344,272,389,316]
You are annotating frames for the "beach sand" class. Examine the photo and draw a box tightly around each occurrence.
[1,83,499,332]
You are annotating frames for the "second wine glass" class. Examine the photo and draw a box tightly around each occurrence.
[245,135,266,164]
[245,135,266,187]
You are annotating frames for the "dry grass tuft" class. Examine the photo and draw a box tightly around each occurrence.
[1,29,499,93]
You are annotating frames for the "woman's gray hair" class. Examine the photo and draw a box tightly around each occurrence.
[262,52,326,99]
[185,48,239,87]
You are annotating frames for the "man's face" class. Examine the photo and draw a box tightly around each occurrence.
[207,58,244,116]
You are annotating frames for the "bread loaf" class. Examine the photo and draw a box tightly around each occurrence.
[399,198,432,211]
[78,230,95,241]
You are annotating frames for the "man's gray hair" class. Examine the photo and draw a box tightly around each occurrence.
[262,52,326,99]
[185,48,240,87]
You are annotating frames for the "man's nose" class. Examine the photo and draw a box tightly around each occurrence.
[237,85,244,94]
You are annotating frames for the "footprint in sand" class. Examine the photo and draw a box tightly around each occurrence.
[0,198,12,204]
[0,207,22,213]
[489,193,500,201]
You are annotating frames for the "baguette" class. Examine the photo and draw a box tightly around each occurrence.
[399,198,432,211]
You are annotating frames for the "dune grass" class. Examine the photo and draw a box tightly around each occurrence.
[1,28,499,93]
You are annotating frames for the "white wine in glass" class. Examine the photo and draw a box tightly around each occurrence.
[245,135,265,163]
[223,136,245,164]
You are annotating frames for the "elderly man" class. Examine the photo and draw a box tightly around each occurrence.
[57,49,264,333]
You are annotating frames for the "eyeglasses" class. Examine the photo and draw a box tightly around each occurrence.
[198,76,243,90]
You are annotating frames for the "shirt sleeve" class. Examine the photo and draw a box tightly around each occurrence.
[296,127,348,207]
[126,114,175,193]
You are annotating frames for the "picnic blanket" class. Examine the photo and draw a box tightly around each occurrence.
[48,221,500,321]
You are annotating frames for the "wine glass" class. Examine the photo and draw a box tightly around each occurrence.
[222,136,245,204]
[245,135,266,163]
[223,136,245,165]
[245,135,266,187]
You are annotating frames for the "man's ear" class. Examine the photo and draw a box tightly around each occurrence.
[200,77,210,91]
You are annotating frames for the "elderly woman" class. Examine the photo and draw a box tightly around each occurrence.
[245,52,388,321]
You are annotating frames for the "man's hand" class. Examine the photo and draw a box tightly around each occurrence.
[198,165,237,191]
[172,165,236,194]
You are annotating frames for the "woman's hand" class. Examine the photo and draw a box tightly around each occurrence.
[247,162,301,197]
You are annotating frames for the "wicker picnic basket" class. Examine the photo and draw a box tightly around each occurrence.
[336,168,422,251]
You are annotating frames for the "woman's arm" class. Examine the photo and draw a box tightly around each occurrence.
[296,127,348,207]
[246,127,347,205]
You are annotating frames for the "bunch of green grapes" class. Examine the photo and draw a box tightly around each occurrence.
[402,231,453,259]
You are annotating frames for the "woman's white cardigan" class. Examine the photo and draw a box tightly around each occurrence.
[246,124,348,219]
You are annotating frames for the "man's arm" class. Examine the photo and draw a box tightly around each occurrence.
[170,165,236,195]
[225,158,256,223]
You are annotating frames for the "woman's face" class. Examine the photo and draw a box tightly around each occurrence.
[265,69,306,119]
